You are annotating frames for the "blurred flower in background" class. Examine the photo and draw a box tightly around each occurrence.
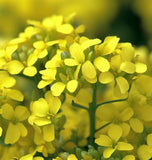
[0,0,119,41]
[1,0,152,49]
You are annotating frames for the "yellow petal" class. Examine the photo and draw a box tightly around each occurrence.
[29,116,51,126]
[76,88,92,104]
[7,60,24,74]
[38,49,48,59]
[82,61,96,79]
[68,154,78,160]
[42,16,62,29]
[15,106,30,121]
[99,72,114,84]
[9,37,26,45]
[6,45,18,59]
[20,154,33,160]
[16,123,27,137]
[83,75,97,83]
[64,58,79,66]
[137,145,152,160]
[122,155,135,160]
[116,76,129,94]
[38,80,53,89]
[51,82,66,96]
[108,124,122,143]
[57,24,74,34]
[80,36,89,44]
[0,58,6,67]
[45,50,62,68]
[46,40,58,47]
[147,134,152,146]
[75,25,85,34]
[103,147,116,158]
[0,71,9,78]
[27,53,38,66]
[0,127,2,137]
[24,26,40,38]
[5,122,20,144]
[94,57,110,72]
[23,66,37,77]
[66,80,78,93]
[135,63,147,73]
[45,91,61,115]
[117,142,133,150]
[81,38,101,51]
[119,43,135,61]
[95,135,112,147]
[74,64,81,80]
[7,89,24,101]
[43,124,55,142]
[120,107,134,121]
[2,103,14,120]
[40,68,57,80]
[120,123,130,137]
[0,76,16,88]
[99,36,120,55]
[0,49,5,57]
[70,43,85,63]
[110,55,121,71]
[129,118,143,133]
[32,98,49,117]
[33,41,46,50]
[120,62,136,74]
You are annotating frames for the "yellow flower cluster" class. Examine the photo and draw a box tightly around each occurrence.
[0,14,152,160]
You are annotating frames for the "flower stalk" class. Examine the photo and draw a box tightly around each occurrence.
[88,83,97,146]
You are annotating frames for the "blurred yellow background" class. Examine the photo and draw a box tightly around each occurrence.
[0,0,152,48]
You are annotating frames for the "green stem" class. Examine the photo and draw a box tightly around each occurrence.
[88,83,97,146]
[96,84,131,108]
[96,97,128,109]
[72,100,88,111]
[95,122,111,133]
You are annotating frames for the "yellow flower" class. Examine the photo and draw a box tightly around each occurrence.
[118,43,147,74]
[42,15,74,34]
[64,38,101,83]
[51,80,78,96]
[22,40,58,77]
[29,92,61,141]
[137,133,152,160]
[96,40,147,95]
[0,44,18,62]
[95,36,120,55]
[1,103,30,144]
[95,124,133,158]
[96,102,134,137]
[0,71,24,101]
[38,50,62,89]
[28,15,74,34]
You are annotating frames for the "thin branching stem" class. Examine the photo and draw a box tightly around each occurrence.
[72,100,88,111]
[96,84,132,108]
[95,122,111,133]
[96,97,128,109]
